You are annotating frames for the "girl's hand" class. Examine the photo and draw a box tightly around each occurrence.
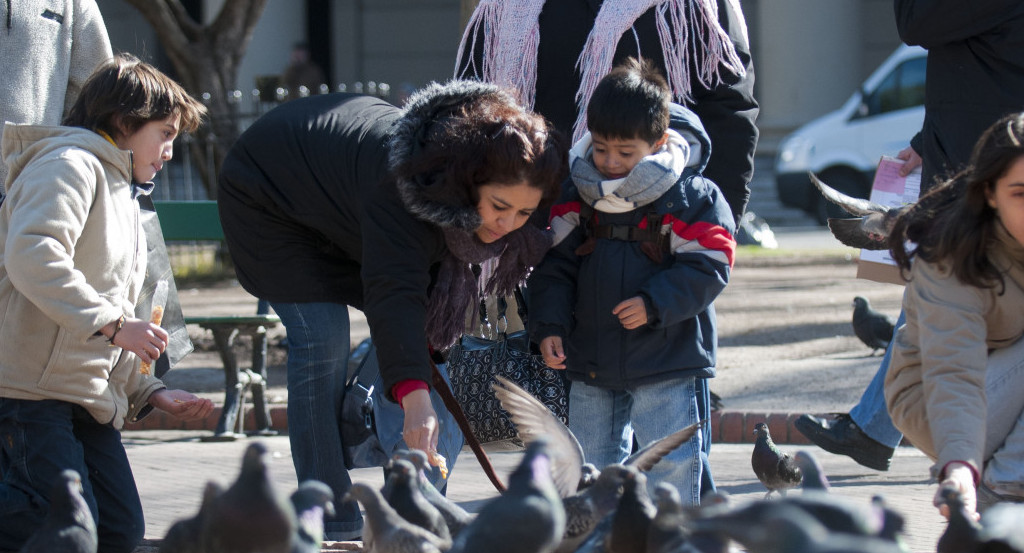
[934,462,979,521]
[613,296,648,329]
[540,336,566,369]
[149,389,215,420]
[110,317,169,364]
[401,389,439,458]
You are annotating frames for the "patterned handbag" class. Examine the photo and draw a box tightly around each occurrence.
[445,289,568,444]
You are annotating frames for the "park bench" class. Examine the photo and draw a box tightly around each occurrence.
[152,199,279,441]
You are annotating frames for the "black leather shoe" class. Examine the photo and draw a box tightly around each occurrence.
[795,413,894,471]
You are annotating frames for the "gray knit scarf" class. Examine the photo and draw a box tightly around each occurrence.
[427,224,552,349]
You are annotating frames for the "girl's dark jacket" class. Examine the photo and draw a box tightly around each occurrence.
[217,80,503,397]
[528,105,736,390]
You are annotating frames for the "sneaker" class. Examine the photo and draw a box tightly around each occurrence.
[794,413,894,471]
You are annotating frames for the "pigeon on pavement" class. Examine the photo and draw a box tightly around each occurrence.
[809,171,903,250]
[607,469,656,553]
[344,483,451,553]
[160,481,223,553]
[852,296,896,354]
[794,450,831,492]
[200,441,296,553]
[751,422,802,498]
[937,485,982,553]
[18,469,97,553]
[289,480,335,553]
[391,449,473,539]
[381,458,451,542]
[492,375,700,499]
[448,439,566,553]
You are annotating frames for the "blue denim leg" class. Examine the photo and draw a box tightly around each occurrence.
[568,382,633,471]
[981,336,1024,496]
[631,377,702,507]
[568,378,702,506]
[695,378,716,497]
[849,310,906,448]
[0,399,143,553]
[270,301,362,538]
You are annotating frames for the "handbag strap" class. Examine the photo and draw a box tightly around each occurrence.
[428,354,507,493]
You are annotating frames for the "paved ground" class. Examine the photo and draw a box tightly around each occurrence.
[118,227,955,552]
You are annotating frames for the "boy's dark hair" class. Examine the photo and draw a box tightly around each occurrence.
[64,53,207,138]
[586,57,670,145]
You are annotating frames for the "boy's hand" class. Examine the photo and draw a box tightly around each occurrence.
[540,336,566,369]
[109,318,168,364]
[613,297,648,329]
[148,389,214,420]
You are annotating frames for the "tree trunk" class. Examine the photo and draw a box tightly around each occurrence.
[120,0,268,199]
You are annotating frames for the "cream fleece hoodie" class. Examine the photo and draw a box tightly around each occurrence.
[0,123,164,428]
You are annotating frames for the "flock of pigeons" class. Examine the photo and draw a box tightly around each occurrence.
[18,380,1024,553]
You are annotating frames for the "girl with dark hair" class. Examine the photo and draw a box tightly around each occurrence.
[885,112,1024,519]
[217,80,567,540]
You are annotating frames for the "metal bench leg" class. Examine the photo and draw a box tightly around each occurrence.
[247,325,276,436]
[202,327,247,441]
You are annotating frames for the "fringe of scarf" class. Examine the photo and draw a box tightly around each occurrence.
[455,0,747,142]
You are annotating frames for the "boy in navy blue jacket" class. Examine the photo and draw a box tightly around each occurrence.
[528,58,736,506]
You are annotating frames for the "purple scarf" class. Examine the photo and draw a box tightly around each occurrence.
[426,224,552,349]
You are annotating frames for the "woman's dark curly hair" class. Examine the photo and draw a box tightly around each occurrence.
[890,112,1024,290]
[394,87,568,209]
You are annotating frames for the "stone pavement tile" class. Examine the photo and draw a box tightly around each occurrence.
[124,431,947,553]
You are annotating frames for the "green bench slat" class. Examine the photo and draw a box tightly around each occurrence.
[153,200,224,242]
[185,315,280,326]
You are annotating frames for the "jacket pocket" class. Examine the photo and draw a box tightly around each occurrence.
[38,328,117,392]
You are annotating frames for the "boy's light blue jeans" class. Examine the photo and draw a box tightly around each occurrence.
[568,376,702,506]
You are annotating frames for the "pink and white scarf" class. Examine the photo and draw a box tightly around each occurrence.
[455,0,748,142]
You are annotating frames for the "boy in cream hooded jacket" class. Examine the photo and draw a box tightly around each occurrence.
[0,54,212,553]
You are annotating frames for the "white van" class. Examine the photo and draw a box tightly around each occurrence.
[774,45,926,224]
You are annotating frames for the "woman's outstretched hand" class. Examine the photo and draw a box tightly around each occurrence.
[148,389,215,420]
[401,388,440,461]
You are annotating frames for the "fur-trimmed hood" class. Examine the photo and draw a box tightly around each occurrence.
[388,79,517,232]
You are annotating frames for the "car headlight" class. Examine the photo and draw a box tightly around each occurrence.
[776,136,814,171]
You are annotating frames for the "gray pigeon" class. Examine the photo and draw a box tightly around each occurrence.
[937,485,982,553]
[391,449,473,538]
[344,483,451,553]
[646,483,688,553]
[751,422,802,498]
[794,450,831,492]
[978,502,1024,552]
[492,375,701,499]
[607,470,656,553]
[809,171,903,250]
[200,442,296,553]
[381,458,451,542]
[448,439,566,553]
[289,480,335,553]
[852,296,895,354]
[160,481,224,553]
[556,464,633,553]
[18,469,97,553]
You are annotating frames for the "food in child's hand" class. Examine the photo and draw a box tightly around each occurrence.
[429,451,449,479]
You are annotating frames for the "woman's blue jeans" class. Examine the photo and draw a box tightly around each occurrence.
[269,301,363,539]
[0,398,144,553]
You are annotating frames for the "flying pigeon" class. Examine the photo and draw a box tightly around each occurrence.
[289,480,335,553]
[160,481,224,553]
[381,458,451,542]
[852,296,896,354]
[200,442,296,553]
[809,171,903,250]
[448,439,566,553]
[751,422,802,498]
[18,469,97,553]
[492,375,701,499]
[555,464,632,553]
[344,483,451,553]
